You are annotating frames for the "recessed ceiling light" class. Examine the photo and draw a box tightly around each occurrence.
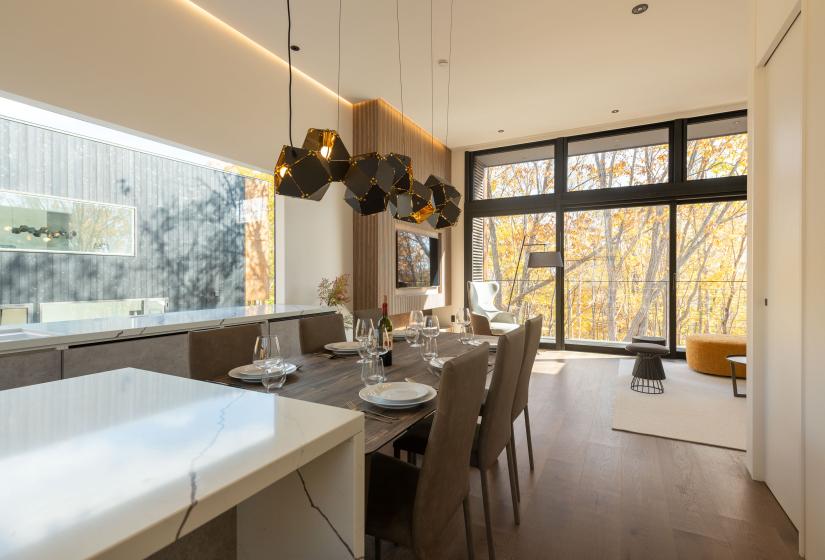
[290,44,301,52]
[611,109,620,114]
[497,129,504,133]
[632,3,648,15]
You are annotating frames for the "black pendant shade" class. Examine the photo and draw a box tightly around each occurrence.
[386,153,414,191]
[425,174,462,228]
[274,145,333,201]
[343,152,394,215]
[302,128,351,182]
[391,179,435,224]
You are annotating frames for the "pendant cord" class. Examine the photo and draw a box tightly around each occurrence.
[445,0,454,147]
[429,0,434,167]
[395,0,405,154]
[337,0,342,131]
[286,0,294,147]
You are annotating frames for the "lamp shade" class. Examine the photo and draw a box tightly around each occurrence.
[274,145,333,201]
[302,128,351,181]
[343,152,394,215]
[390,179,435,223]
[425,174,462,229]
[386,153,413,191]
[526,251,564,268]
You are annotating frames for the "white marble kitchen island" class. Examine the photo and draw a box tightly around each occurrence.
[0,368,365,560]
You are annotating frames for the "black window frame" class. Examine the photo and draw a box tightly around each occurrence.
[463,110,747,358]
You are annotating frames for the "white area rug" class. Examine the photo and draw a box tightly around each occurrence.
[612,359,747,450]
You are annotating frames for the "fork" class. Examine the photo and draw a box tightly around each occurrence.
[345,400,397,423]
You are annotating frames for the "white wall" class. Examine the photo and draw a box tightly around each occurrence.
[761,16,803,530]
[0,0,353,307]
[802,1,825,556]
[750,0,825,556]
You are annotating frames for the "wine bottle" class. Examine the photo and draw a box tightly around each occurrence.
[378,295,393,366]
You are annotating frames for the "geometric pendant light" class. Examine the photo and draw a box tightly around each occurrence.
[274,145,333,201]
[391,178,435,223]
[425,174,462,228]
[302,128,351,182]
[343,152,394,215]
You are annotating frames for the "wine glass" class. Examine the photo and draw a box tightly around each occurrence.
[253,335,281,371]
[422,315,440,340]
[421,336,438,363]
[361,355,386,386]
[355,318,373,364]
[408,310,424,347]
[404,322,419,346]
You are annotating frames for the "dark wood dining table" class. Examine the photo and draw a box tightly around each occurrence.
[210,332,495,454]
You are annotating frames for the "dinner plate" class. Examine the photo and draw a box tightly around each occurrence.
[325,341,361,354]
[359,384,437,409]
[228,362,297,383]
[362,382,431,404]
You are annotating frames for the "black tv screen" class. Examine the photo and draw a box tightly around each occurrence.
[396,231,439,288]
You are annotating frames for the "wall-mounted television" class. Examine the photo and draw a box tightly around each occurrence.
[396,230,439,289]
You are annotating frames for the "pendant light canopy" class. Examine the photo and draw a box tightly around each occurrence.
[426,174,461,228]
[274,145,333,201]
[343,152,394,215]
[303,128,351,182]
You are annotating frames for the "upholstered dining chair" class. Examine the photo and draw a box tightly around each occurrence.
[367,344,489,560]
[508,314,543,501]
[352,308,382,338]
[392,326,526,560]
[298,313,346,354]
[187,323,263,380]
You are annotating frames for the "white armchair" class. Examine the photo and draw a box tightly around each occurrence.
[466,281,520,335]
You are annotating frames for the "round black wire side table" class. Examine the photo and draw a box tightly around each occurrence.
[626,342,669,394]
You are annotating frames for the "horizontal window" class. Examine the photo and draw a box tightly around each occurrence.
[687,117,748,179]
[567,128,669,191]
[0,97,275,325]
[472,144,554,200]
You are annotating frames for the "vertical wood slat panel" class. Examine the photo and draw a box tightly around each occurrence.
[352,99,453,316]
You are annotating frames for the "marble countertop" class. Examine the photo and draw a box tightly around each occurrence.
[0,304,335,354]
[0,368,363,560]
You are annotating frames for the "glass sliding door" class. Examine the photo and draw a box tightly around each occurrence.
[564,206,669,345]
[472,213,556,339]
[676,201,747,348]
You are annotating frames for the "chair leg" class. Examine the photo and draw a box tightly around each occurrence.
[524,405,535,471]
[393,446,400,459]
[509,425,520,502]
[462,496,475,560]
[479,469,496,560]
[505,441,521,525]
[374,536,382,560]
[407,450,415,465]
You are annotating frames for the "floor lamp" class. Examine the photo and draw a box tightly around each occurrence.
[506,242,564,313]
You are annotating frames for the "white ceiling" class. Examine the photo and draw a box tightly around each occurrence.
[192,0,748,149]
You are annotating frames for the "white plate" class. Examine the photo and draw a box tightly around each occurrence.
[228,363,297,383]
[361,382,431,404]
[359,385,437,409]
[325,341,361,354]
[392,331,407,340]
[429,356,455,370]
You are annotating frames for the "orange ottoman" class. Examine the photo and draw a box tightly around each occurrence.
[686,334,746,378]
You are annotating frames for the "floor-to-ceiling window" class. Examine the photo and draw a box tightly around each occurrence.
[465,112,747,354]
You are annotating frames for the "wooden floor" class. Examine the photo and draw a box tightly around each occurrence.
[371,351,801,560]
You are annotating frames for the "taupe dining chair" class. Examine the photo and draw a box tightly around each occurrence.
[352,308,382,337]
[298,313,346,354]
[509,314,543,501]
[187,323,263,380]
[367,344,489,560]
[393,326,526,560]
